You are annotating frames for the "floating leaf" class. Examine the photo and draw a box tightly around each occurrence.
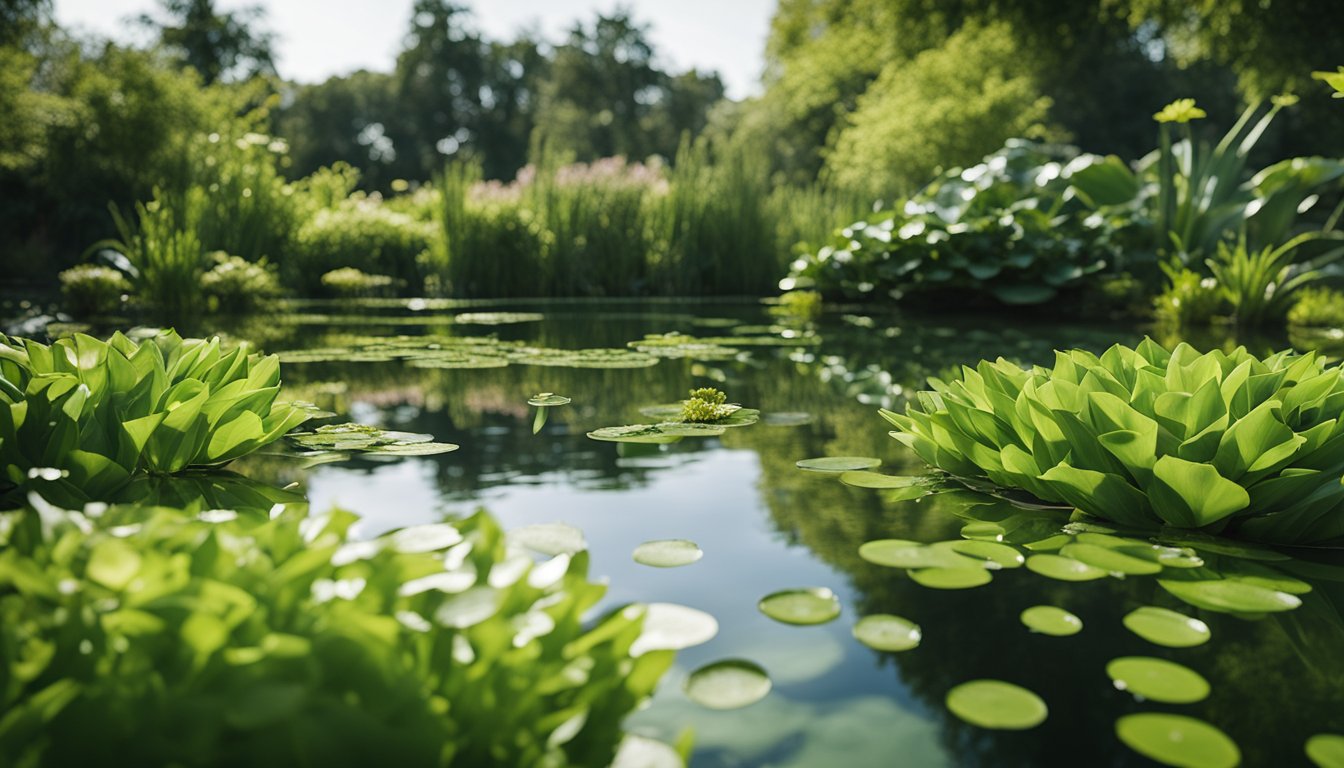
[909,567,993,589]
[838,471,928,489]
[509,523,587,556]
[1115,714,1240,768]
[852,614,922,652]
[1026,554,1108,582]
[858,540,987,570]
[945,680,1048,730]
[1059,542,1163,575]
[612,736,683,768]
[1019,606,1082,636]
[632,539,703,568]
[684,659,772,710]
[453,312,545,325]
[758,588,842,625]
[528,393,572,407]
[1307,734,1344,768]
[1159,578,1302,614]
[1107,657,1210,703]
[365,441,459,456]
[1122,606,1211,648]
[630,602,719,656]
[949,540,1025,569]
[796,456,882,472]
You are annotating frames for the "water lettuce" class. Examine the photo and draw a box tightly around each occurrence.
[0,330,311,504]
[882,339,1344,545]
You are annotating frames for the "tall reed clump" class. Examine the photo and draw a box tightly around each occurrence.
[180,128,297,263]
[434,161,547,297]
[97,186,209,322]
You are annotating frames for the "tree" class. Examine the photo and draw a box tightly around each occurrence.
[138,0,275,85]
[274,70,398,187]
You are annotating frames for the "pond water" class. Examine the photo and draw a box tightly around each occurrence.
[220,300,1344,767]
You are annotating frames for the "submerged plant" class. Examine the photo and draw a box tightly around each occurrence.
[882,339,1344,544]
[0,330,311,504]
[0,500,682,767]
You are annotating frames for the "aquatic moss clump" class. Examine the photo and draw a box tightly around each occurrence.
[680,388,733,422]
[882,339,1344,545]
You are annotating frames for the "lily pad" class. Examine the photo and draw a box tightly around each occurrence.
[1122,606,1211,648]
[453,311,545,324]
[684,659,772,710]
[1107,656,1210,703]
[858,540,987,570]
[528,393,572,407]
[838,471,929,489]
[1115,714,1240,768]
[630,602,719,656]
[945,680,1048,730]
[852,614,922,652]
[950,540,1025,569]
[758,587,842,625]
[365,441,460,456]
[1307,734,1344,768]
[796,456,882,472]
[508,522,587,556]
[612,735,683,768]
[1059,542,1163,575]
[632,539,703,568]
[1159,578,1302,614]
[961,521,1007,541]
[910,567,993,589]
[1026,554,1108,582]
[1019,606,1082,636]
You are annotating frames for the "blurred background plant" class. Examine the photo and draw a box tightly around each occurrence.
[57,264,130,316]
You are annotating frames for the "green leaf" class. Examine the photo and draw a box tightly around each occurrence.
[1149,456,1249,527]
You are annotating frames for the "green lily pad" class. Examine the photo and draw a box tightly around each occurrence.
[1059,542,1163,575]
[796,456,882,472]
[528,393,572,407]
[1159,578,1302,614]
[1122,606,1211,648]
[1026,554,1108,582]
[852,614,922,652]
[1107,656,1210,703]
[961,521,1007,541]
[950,540,1025,569]
[453,312,544,324]
[910,567,993,589]
[1019,606,1082,636]
[612,735,683,768]
[758,587,842,625]
[1115,714,1240,768]
[365,441,460,456]
[684,659,772,710]
[838,471,929,489]
[858,540,987,570]
[1307,734,1344,768]
[508,522,587,556]
[945,680,1048,730]
[632,539,703,568]
[630,602,719,656]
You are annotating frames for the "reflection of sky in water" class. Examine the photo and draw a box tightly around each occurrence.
[308,445,951,766]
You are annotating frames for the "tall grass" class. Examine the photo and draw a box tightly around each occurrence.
[99,186,209,322]
[429,139,864,298]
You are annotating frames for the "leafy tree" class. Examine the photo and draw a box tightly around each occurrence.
[138,0,275,85]
[275,70,398,187]
[474,36,549,180]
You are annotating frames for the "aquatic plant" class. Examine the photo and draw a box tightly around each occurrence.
[1288,287,1344,328]
[1206,232,1344,328]
[291,200,437,295]
[0,500,683,767]
[0,330,311,504]
[318,267,398,297]
[680,387,732,422]
[1151,267,1225,327]
[95,187,209,322]
[881,338,1344,544]
[200,252,281,312]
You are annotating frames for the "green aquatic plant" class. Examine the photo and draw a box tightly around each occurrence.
[57,265,131,316]
[1206,233,1344,328]
[0,331,311,504]
[1289,287,1344,329]
[199,252,281,313]
[1152,266,1226,327]
[680,387,731,423]
[881,338,1344,544]
[0,500,683,767]
[96,187,209,322]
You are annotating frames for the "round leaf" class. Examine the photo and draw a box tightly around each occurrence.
[758,587,842,625]
[945,680,1048,730]
[684,659,772,709]
[1115,714,1240,768]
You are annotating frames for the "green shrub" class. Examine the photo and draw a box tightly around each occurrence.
[0,331,311,504]
[290,201,439,295]
[826,21,1057,198]
[1152,267,1226,327]
[57,265,131,316]
[786,141,1150,306]
[319,267,398,298]
[0,501,676,767]
[97,187,210,322]
[201,252,282,312]
[1288,287,1344,328]
[180,128,297,263]
[882,338,1344,544]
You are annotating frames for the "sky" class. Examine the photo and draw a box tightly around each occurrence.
[51,0,775,100]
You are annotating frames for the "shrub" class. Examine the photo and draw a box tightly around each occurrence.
[201,252,282,312]
[181,127,297,264]
[57,265,131,316]
[882,339,1344,544]
[0,330,311,504]
[0,502,676,767]
[290,200,439,295]
[319,268,398,298]
[825,21,1056,198]
[1288,287,1344,328]
[787,141,1150,306]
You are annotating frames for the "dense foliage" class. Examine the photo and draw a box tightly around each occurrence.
[0,500,674,766]
[883,339,1344,544]
[0,331,309,505]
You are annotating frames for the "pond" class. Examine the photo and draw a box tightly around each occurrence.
[193,300,1341,766]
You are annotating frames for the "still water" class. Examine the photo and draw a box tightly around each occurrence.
[226,300,1344,767]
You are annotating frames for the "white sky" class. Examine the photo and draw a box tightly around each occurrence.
[52,0,773,99]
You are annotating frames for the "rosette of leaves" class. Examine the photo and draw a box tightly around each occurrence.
[881,338,1344,545]
[0,331,311,504]
[0,501,677,767]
